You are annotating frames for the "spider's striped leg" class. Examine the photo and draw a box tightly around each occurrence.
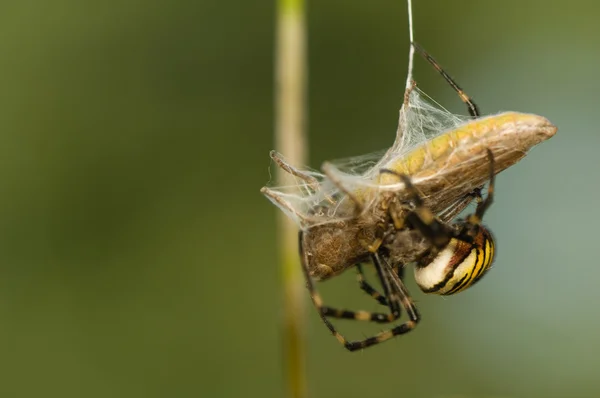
[466,149,495,226]
[341,252,420,351]
[298,234,399,325]
[356,263,405,307]
[412,42,480,119]
[380,168,456,249]
[382,149,496,248]
[299,234,418,351]
[356,230,402,316]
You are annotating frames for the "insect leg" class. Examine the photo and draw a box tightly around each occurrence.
[269,150,320,191]
[321,161,364,213]
[260,187,309,223]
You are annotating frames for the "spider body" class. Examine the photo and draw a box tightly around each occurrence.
[413,225,494,295]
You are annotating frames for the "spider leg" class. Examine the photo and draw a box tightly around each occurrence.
[343,253,420,351]
[356,264,388,306]
[472,149,495,223]
[299,233,419,352]
[356,263,405,307]
[380,168,456,249]
[460,149,496,239]
[299,234,399,325]
[412,42,480,119]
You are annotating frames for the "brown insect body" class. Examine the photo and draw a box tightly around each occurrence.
[301,221,373,281]
[301,111,556,283]
[302,198,429,281]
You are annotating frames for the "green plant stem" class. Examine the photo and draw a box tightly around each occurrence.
[274,1,308,398]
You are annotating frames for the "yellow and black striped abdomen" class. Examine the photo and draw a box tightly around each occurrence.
[414,227,495,295]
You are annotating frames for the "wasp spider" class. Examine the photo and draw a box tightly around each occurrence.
[299,43,496,351]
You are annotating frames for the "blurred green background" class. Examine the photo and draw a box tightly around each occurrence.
[0,0,597,397]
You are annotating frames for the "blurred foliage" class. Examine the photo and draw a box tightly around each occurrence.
[0,0,598,397]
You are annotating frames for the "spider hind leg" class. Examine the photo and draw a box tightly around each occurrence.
[299,233,420,351]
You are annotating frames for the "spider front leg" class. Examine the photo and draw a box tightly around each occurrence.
[461,149,495,238]
[412,42,480,119]
[381,149,496,247]
[382,150,497,295]
[380,169,455,249]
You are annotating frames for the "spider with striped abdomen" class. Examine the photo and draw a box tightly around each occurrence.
[295,43,496,351]
[299,147,496,351]
[261,42,556,351]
